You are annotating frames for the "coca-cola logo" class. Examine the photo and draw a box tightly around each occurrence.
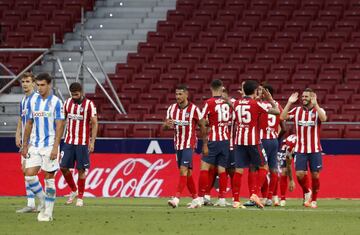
[57,158,171,198]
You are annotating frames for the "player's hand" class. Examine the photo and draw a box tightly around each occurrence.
[289,180,295,192]
[21,145,28,157]
[262,88,273,101]
[310,92,318,106]
[50,147,58,160]
[165,119,174,128]
[202,144,209,157]
[15,135,22,148]
[88,142,95,153]
[288,92,299,104]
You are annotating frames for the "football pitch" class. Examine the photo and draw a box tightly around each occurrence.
[1,197,359,235]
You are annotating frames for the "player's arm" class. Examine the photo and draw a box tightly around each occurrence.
[50,120,65,160]
[280,92,299,120]
[89,116,98,153]
[311,93,327,122]
[199,118,208,156]
[15,117,22,148]
[286,154,295,192]
[278,120,287,140]
[262,88,280,115]
[163,105,174,130]
[21,119,33,157]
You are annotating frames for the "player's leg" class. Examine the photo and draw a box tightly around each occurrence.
[204,165,217,205]
[20,147,45,213]
[264,139,280,206]
[279,167,288,206]
[294,153,311,206]
[37,146,59,221]
[60,143,77,205]
[309,152,322,208]
[198,141,217,204]
[16,156,36,213]
[214,141,229,207]
[74,144,91,207]
[232,145,247,209]
[226,150,235,188]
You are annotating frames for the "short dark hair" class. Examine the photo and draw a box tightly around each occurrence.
[210,79,223,91]
[222,87,228,94]
[35,73,52,84]
[304,87,314,93]
[176,84,188,91]
[243,80,259,96]
[69,82,82,92]
[21,72,35,82]
[263,84,274,96]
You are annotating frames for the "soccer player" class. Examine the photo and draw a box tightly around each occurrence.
[280,88,327,208]
[258,84,287,206]
[60,82,98,207]
[232,80,280,208]
[277,134,297,206]
[22,73,65,221]
[15,72,43,213]
[164,84,201,209]
[198,79,231,207]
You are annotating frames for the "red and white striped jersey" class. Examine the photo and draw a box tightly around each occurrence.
[280,134,297,154]
[259,101,283,140]
[233,97,270,146]
[166,103,201,150]
[201,97,231,142]
[64,98,97,145]
[288,106,325,153]
[228,98,236,150]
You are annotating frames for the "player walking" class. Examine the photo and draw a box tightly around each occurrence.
[281,88,327,208]
[60,82,98,207]
[22,73,65,221]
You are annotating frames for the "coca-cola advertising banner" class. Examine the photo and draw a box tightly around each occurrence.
[1,153,360,198]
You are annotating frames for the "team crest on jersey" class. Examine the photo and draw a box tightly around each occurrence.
[79,107,84,112]
[21,109,28,117]
[311,113,316,118]
[185,113,190,118]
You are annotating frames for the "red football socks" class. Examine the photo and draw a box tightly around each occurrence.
[312,177,320,201]
[267,172,279,199]
[187,175,198,199]
[248,171,256,196]
[232,172,242,202]
[261,178,269,198]
[175,175,187,198]
[206,167,217,195]
[77,178,85,199]
[218,172,227,198]
[256,168,268,195]
[280,175,288,200]
[63,172,77,192]
[198,170,209,197]
[297,175,310,194]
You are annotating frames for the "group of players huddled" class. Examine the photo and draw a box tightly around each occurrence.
[164,79,326,209]
[15,72,97,221]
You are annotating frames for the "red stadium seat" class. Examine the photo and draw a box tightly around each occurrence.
[193,63,218,75]
[330,53,356,64]
[238,73,263,82]
[198,31,223,43]
[258,20,283,32]
[200,0,224,11]
[232,20,258,32]
[318,73,342,84]
[324,32,350,43]
[320,64,345,74]
[350,94,360,104]
[211,73,237,85]
[308,20,334,32]
[317,10,341,21]
[299,31,324,43]
[155,104,170,115]
[305,53,330,64]
[171,31,197,44]
[130,125,159,138]
[128,104,154,116]
[224,0,248,11]
[153,53,177,65]
[216,9,241,22]
[328,114,355,122]
[161,42,184,54]
[29,32,53,48]
[273,31,299,42]
[156,20,180,34]
[340,42,360,53]
[295,64,319,74]
[185,73,211,83]
[242,9,266,21]
[138,93,163,105]
[149,83,174,94]
[250,0,274,11]
[292,9,317,21]
[343,125,360,139]
[168,63,193,76]
[341,104,360,115]
[16,21,41,33]
[301,0,323,10]
[121,83,148,93]
[213,42,238,54]
[138,42,160,54]
[147,31,169,43]
[127,53,151,66]
[103,124,130,137]
[188,42,211,54]
[223,31,248,43]
[270,63,294,74]
[181,20,206,32]
[264,42,290,53]
[164,93,177,105]
[291,74,316,84]
[265,73,290,84]
[159,73,183,84]
[276,0,299,11]
[176,0,198,11]
[166,9,190,22]
[207,20,232,34]
[324,94,350,105]
[244,63,269,74]
[345,72,360,84]
[204,53,229,64]
[325,0,348,11]
[322,104,340,115]
[2,10,26,21]
[314,42,339,53]
[131,73,158,84]
[218,63,244,75]
[141,63,167,76]
[255,52,280,64]
[115,63,139,76]
[41,20,65,43]
[283,20,308,32]
[343,10,360,21]
[267,9,291,21]
[334,20,358,32]
[280,84,307,93]
[280,52,305,64]
[321,125,344,138]
[290,42,315,53]
[238,42,263,53]
[334,84,359,95]
[158,128,175,138]
[229,52,256,64]
[193,93,210,105]
[114,114,142,121]
[178,52,203,64]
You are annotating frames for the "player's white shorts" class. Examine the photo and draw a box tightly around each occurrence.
[24,146,59,172]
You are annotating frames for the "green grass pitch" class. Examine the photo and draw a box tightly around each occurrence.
[1,197,360,235]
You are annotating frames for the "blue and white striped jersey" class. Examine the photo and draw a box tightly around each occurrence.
[20,92,39,143]
[27,93,65,148]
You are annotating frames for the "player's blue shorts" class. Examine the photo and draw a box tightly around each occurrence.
[262,139,279,170]
[294,152,323,172]
[234,144,267,168]
[227,150,235,169]
[176,148,193,169]
[202,140,229,168]
[277,150,287,168]
[60,143,90,169]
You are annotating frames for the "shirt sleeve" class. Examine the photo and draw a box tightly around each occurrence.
[166,105,172,119]
[256,101,271,114]
[55,100,65,120]
[19,100,23,117]
[27,98,33,120]
[89,101,97,117]
[200,101,209,120]
[288,107,297,120]
[193,106,202,122]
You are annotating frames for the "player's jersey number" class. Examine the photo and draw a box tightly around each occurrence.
[215,104,230,122]
[235,105,251,123]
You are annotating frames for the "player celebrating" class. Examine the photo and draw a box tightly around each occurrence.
[60,82,98,207]
[198,79,231,207]
[277,134,297,206]
[164,84,201,209]
[232,80,280,209]
[15,72,43,213]
[22,73,65,221]
[258,84,287,206]
[280,88,327,208]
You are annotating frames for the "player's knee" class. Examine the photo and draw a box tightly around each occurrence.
[311,172,320,178]
[25,175,37,182]
[296,171,306,178]
[60,167,70,174]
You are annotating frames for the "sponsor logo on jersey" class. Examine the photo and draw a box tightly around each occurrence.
[174,120,189,126]
[33,111,52,118]
[298,120,315,126]
[68,113,84,120]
